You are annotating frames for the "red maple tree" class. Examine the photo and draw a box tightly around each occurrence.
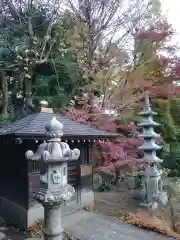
[64,103,142,175]
[148,85,180,99]
[136,20,180,86]
[63,20,179,175]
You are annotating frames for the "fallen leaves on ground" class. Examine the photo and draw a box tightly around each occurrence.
[119,211,180,239]
[83,205,100,214]
[84,205,180,239]
[27,218,43,237]
[28,220,76,239]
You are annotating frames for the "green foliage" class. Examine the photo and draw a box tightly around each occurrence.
[98,179,112,192]
[151,98,180,143]
[0,3,87,117]
[170,99,180,142]
[151,98,180,176]
[32,53,83,109]
[169,98,180,128]
[163,177,180,199]
[0,115,12,127]
[162,143,180,177]
[152,99,176,142]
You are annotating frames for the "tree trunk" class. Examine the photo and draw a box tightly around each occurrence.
[88,91,95,113]
[0,71,8,116]
[24,78,32,106]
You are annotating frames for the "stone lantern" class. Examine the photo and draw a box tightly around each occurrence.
[138,91,168,209]
[26,116,80,240]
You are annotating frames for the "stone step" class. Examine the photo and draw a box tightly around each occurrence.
[64,211,171,240]
[0,211,176,240]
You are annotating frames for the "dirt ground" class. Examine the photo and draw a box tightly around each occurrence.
[94,189,180,225]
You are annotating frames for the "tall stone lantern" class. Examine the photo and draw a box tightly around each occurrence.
[138,91,168,210]
[26,116,80,240]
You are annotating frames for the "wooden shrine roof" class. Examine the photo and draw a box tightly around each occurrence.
[0,112,118,139]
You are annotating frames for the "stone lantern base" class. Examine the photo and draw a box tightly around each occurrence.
[28,189,94,227]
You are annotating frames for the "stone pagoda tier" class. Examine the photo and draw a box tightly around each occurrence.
[137,91,167,207]
[138,91,162,164]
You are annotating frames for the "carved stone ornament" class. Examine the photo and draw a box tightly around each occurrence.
[32,184,75,203]
[51,170,61,184]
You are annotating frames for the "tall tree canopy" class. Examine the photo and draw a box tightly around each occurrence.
[0,0,179,122]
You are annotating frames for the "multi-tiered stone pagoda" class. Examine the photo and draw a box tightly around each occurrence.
[138,91,167,208]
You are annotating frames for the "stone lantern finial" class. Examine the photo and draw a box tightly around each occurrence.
[144,90,150,108]
[45,116,63,138]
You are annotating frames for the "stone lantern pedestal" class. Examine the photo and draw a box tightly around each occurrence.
[26,116,80,240]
